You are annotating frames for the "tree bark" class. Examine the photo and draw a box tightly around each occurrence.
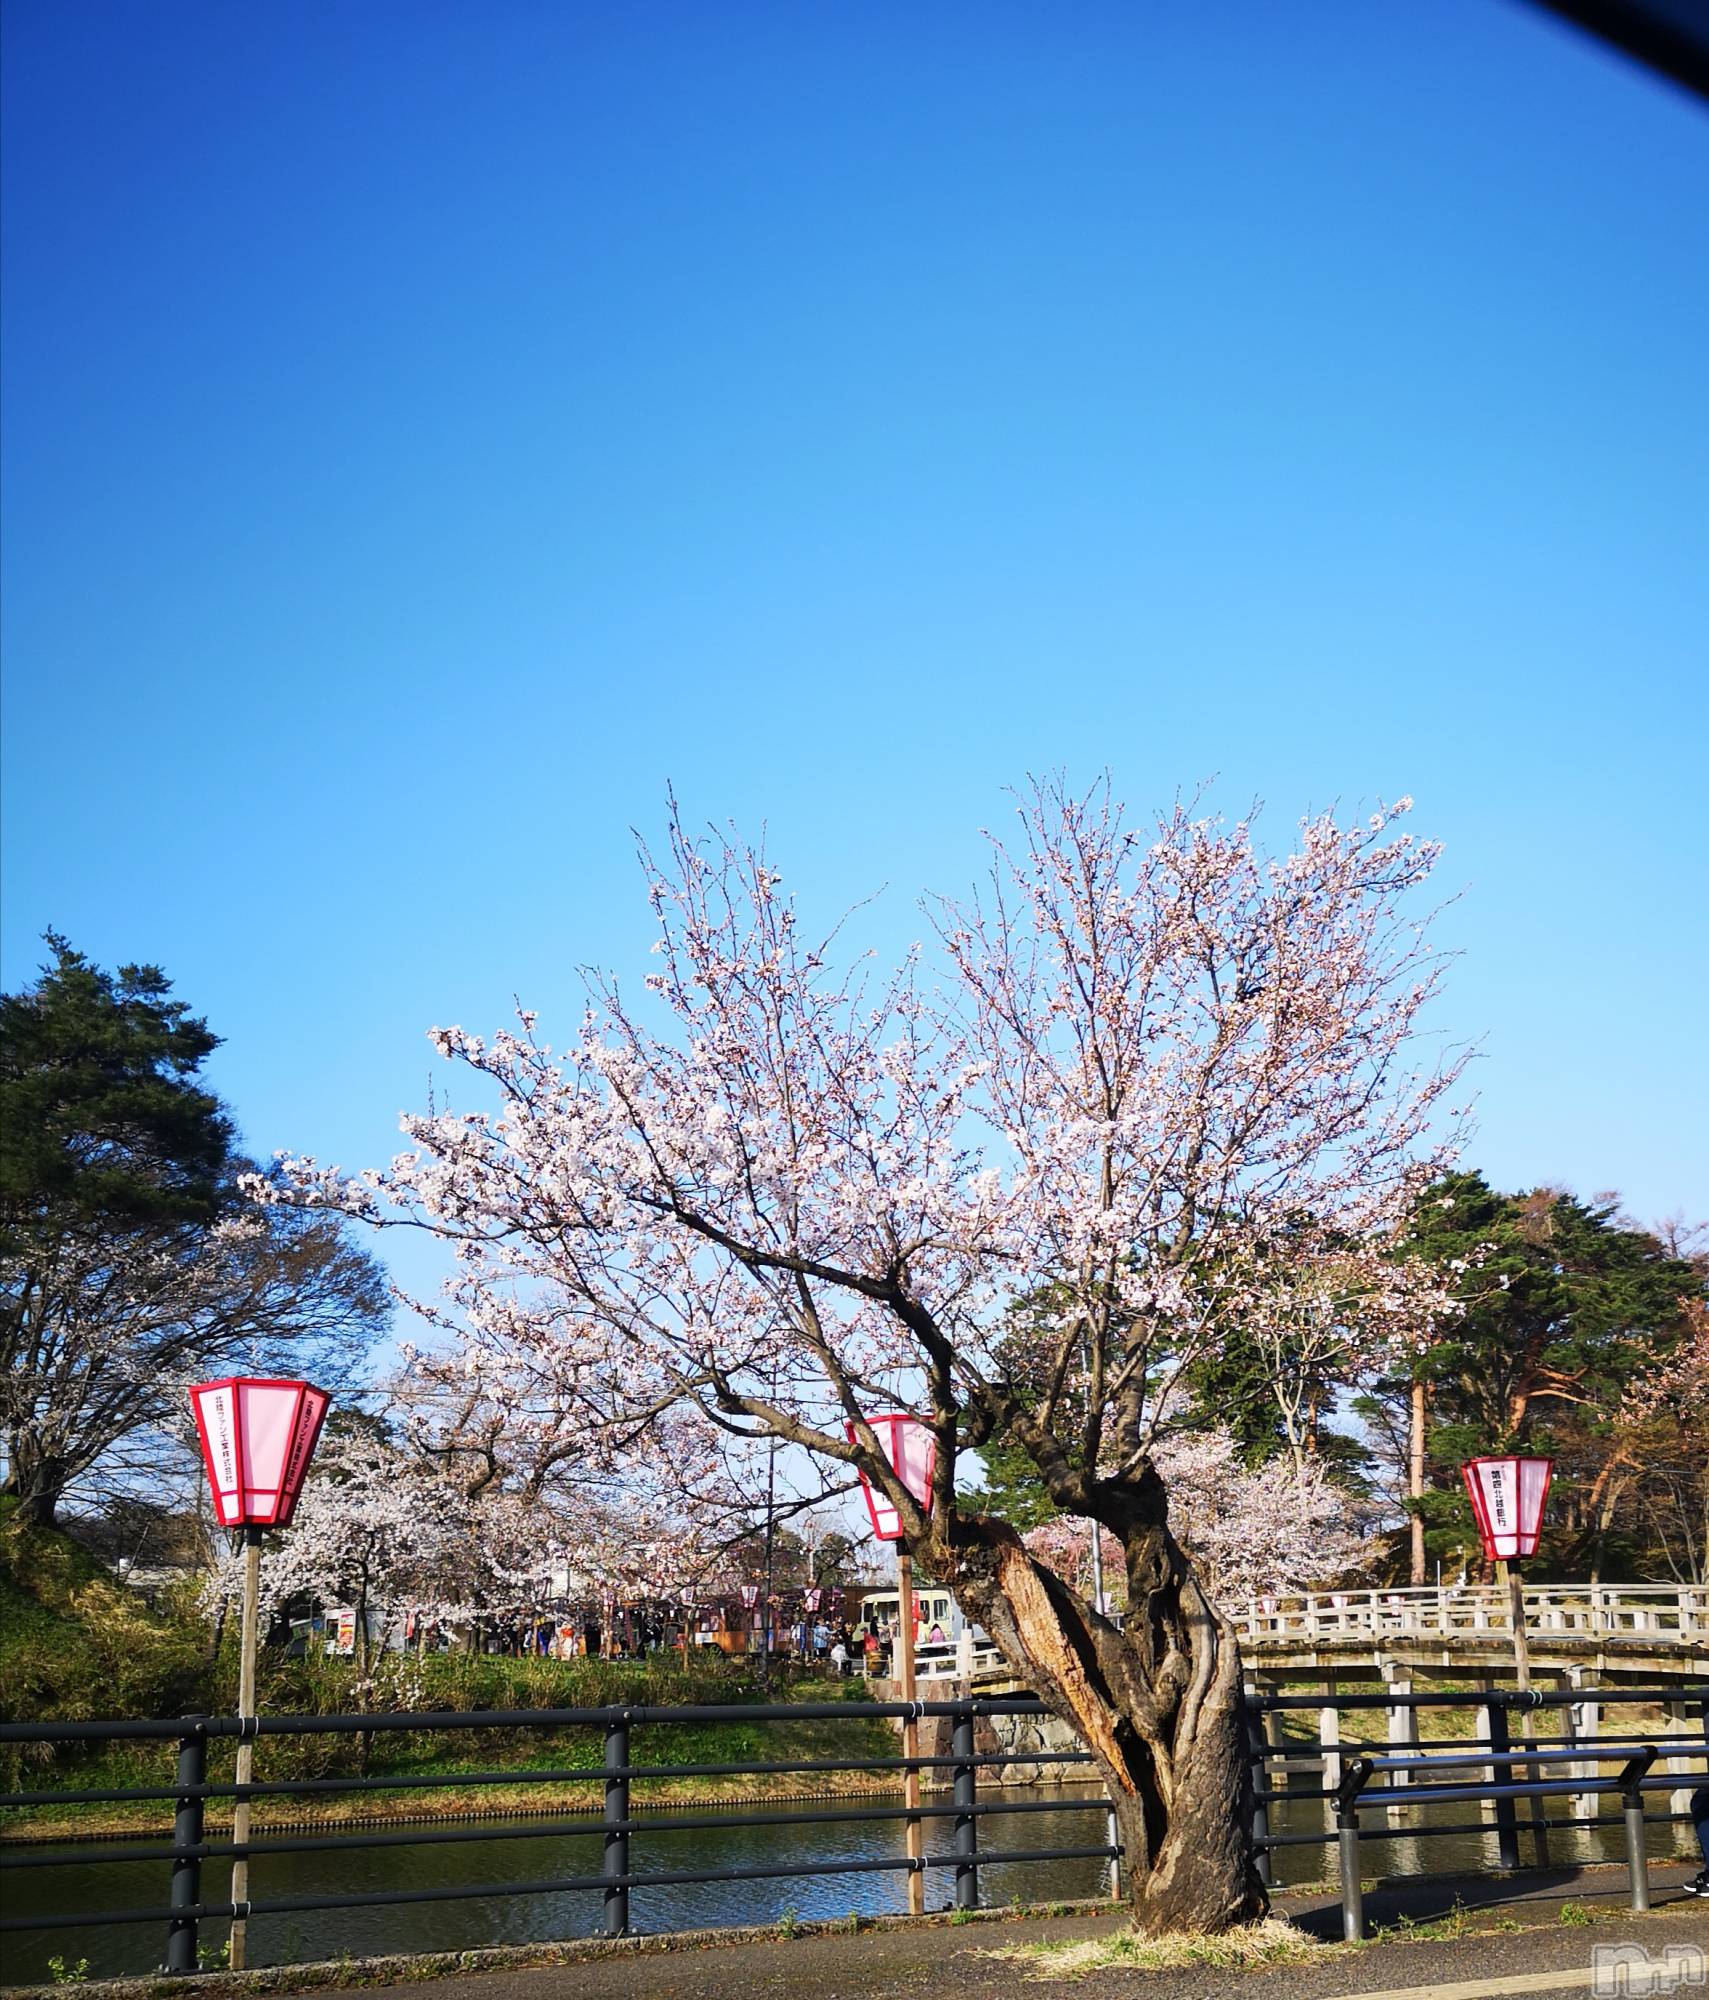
[3,1447,66,1528]
[940,1484,1264,1936]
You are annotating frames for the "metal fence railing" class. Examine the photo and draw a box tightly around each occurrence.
[0,1697,1116,1972]
[2,1681,1704,1968]
[1242,1681,1709,1940]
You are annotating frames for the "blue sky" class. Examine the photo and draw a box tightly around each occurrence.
[4,0,1706,1323]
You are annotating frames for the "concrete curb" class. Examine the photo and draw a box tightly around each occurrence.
[0,1896,1121,2000]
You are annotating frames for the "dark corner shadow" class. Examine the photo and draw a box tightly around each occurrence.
[1279,1865,1663,1940]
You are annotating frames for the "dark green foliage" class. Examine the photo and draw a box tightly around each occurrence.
[0,933,234,1247]
[1178,1328,1292,1467]
[968,1270,1374,1524]
[1181,1322,1371,1484]
[962,1281,1133,1524]
[1360,1170,1705,1581]
[809,1530,859,1585]
[964,1430,1059,1530]
[973,1173,1701,1586]
[1402,1171,1697,1450]
[0,1497,210,1730]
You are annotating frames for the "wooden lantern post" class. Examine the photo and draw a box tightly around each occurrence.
[190,1378,329,1970]
[1462,1454,1554,1867]
[894,1544,923,1911]
[851,1412,938,1920]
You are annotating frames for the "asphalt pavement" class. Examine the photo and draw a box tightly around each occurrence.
[8,1865,1708,2000]
[244,1882,1709,2000]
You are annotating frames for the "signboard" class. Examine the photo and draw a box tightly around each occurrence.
[1461,1455,1552,1562]
[189,1377,329,1528]
[275,1386,330,1527]
[190,1381,243,1526]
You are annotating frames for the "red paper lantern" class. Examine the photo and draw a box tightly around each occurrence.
[848,1413,936,1543]
[1461,1454,1552,1563]
[189,1377,329,1529]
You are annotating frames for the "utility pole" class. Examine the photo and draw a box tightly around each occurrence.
[760,1431,777,1688]
[1083,1330,1107,1615]
[1409,1378,1429,1586]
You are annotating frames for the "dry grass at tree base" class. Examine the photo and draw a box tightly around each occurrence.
[986,1916,1330,1979]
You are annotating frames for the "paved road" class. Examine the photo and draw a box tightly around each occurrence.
[242,1869,1708,2000]
[254,1904,1709,2000]
[14,1868,1705,2000]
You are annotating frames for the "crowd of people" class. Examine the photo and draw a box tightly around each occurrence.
[377,1596,955,1671]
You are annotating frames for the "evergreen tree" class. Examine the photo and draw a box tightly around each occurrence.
[0,933,234,1247]
[2,936,387,1525]
[964,1429,1061,1530]
[1359,1170,1704,1582]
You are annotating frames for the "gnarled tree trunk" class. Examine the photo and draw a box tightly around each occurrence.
[937,1477,1263,1935]
[2,1442,68,1528]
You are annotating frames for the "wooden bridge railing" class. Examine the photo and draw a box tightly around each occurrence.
[1237,1581,1709,1647]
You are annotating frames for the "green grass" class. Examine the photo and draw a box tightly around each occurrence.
[1265,1671,1683,1754]
[0,1498,211,1737]
[1,1501,894,1834]
[1370,1898,1523,1942]
[6,1701,899,1837]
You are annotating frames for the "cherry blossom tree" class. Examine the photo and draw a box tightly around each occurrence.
[263,778,1463,1934]
[384,1347,789,1607]
[204,1423,699,1659]
[226,1391,743,1662]
[206,1431,479,1666]
[1028,1429,1373,1609]
[1593,1299,1709,1585]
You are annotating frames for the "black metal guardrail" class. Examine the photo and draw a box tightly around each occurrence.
[1,1682,1704,1968]
[0,1697,1117,1973]
[1242,1682,1709,1940]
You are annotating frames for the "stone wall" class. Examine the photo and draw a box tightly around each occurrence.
[865,1675,1091,1789]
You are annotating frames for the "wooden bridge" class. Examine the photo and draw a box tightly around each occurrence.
[894,1584,1707,1827]
[1236,1581,1709,1682]
[887,1582,1708,1687]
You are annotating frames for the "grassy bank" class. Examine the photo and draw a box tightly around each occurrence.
[1,1690,906,1841]
[1,1503,896,1839]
